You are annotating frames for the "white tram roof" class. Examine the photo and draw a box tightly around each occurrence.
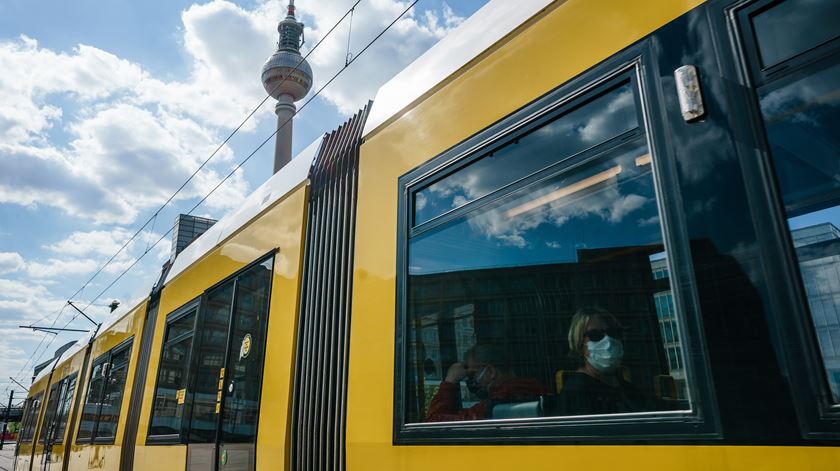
[362,0,555,138]
[164,135,323,285]
[31,340,84,385]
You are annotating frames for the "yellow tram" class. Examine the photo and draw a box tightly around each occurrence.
[14,0,840,469]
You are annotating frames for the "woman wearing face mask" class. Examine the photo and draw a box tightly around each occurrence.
[555,306,650,416]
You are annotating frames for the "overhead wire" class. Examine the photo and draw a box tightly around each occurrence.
[12,0,417,386]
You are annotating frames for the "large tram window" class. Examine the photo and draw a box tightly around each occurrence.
[39,382,61,444]
[188,283,234,443]
[95,345,131,439]
[219,258,272,443]
[149,308,197,439]
[403,78,692,427]
[76,340,132,443]
[77,359,107,442]
[18,393,43,443]
[53,374,77,443]
[754,55,840,403]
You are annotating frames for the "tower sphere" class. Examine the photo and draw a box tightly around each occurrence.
[261,1,313,101]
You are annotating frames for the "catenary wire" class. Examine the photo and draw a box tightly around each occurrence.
[13,0,363,385]
[13,0,417,385]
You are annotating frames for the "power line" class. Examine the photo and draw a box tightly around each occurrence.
[12,0,365,386]
[57,0,421,324]
[16,0,423,388]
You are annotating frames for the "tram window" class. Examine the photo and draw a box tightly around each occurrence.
[53,375,77,443]
[95,346,131,439]
[19,393,42,442]
[188,283,234,443]
[413,82,639,226]
[76,340,133,443]
[750,0,840,69]
[39,382,61,444]
[180,256,273,444]
[149,308,197,439]
[752,50,840,403]
[77,359,106,442]
[402,78,693,427]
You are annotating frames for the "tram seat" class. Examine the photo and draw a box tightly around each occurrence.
[488,399,543,419]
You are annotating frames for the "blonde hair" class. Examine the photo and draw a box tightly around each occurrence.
[567,306,621,361]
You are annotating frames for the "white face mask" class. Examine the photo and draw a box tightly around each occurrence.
[586,335,624,374]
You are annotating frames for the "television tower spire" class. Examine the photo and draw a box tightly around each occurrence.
[261,0,313,174]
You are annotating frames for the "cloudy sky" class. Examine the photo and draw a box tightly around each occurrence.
[0,0,488,400]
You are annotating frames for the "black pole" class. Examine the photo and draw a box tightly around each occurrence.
[0,390,13,450]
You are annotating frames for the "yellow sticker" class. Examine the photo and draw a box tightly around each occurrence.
[176,388,186,405]
[239,333,252,360]
[215,403,220,414]
[218,379,224,390]
[219,367,225,379]
[217,391,222,401]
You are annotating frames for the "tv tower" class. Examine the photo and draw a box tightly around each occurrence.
[261,0,313,174]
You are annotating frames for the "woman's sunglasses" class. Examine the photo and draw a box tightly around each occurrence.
[584,327,623,342]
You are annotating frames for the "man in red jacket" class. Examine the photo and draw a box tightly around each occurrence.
[425,344,548,422]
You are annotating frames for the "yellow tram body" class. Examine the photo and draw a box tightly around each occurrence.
[13,0,840,469]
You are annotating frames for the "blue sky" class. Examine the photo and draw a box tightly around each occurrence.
[0,0,488,398]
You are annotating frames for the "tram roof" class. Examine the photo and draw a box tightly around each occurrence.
[362,0,554,138]
[164,134,323,286]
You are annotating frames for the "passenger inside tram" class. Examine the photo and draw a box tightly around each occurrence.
[425,344,548,422]
[552,306,653,416]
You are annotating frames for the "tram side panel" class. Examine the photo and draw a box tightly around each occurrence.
[132,185,308,471]
[65,302,147,471]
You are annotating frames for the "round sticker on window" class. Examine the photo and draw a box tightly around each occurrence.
[240,333,252,360]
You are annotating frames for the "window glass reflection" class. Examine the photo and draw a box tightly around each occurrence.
[759,60,840,402]
[406,139,690,423]
[751,0,840,69]
[77,362,105,441]
[149,311,195,437]
[189,284,233,443]
[95,346,131,439]
[413,83,639,226]
[53,375,76,443]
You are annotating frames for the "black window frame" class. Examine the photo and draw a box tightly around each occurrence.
[143,251,275,447]
[75,337,134,445]
[52,373,78,444]
[39,381,62,445]
[722,0,840,438]
[394,47,719,444]
[18,392,43,444]
[146,299,199,444]
[39,373,78,446]
[183,252,275,445]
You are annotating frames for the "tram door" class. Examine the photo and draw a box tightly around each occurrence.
[187,258,273,471]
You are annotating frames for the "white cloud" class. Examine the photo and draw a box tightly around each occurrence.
[299,0,465,114]
[45,229,133,257]
[0,252,25,274]
[0,0,463,227]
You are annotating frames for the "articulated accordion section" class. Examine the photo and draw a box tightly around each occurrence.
[291,102,371,471]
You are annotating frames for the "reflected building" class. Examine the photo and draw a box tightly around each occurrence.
[650,257,688,399]
[792,222,840,401]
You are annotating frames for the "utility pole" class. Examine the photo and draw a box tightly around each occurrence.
[0,390,13,450]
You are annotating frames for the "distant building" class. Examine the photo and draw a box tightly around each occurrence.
[792,222,840,401]
[171,214,217,261]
